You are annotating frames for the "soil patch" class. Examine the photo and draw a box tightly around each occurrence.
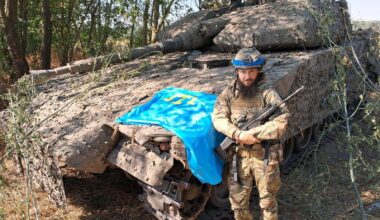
[0,163,154,220]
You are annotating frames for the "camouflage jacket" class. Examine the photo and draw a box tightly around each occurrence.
[212,78,289,142]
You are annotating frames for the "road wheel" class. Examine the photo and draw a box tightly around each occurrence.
[295,127,312,151]
[280,137,295,166]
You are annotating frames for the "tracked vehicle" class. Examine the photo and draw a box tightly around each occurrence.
[24,0,379,219]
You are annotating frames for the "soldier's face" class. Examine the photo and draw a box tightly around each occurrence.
[236,67,260,87]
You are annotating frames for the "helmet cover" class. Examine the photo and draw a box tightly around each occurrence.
[231,47,266,68]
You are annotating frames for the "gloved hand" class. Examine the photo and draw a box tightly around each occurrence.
[236,131,262,145]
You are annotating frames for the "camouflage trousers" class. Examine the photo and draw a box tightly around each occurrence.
[228,148,281,220]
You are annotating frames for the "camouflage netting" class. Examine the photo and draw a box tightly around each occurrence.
[0,110,8,154]
[157,0,350,53]
[0,31,372,208]
[0,111,66,208]
[27,32,370,178]
[156,8,229,41]
[32,53,233,176]
[29,144,66,208]
[213,0,350,51]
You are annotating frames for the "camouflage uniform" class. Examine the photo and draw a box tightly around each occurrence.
[212,78,289,220]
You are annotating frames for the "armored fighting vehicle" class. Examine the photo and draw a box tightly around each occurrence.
[22,0,378,219]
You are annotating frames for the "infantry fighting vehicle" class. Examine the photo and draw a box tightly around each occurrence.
[24,0,378,219]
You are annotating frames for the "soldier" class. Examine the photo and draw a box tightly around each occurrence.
[212,47,289,220]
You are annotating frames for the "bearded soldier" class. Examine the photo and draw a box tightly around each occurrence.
[212,47,289,220]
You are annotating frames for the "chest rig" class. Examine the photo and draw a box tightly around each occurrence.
[230,81,267,156]
[230,85,265,126]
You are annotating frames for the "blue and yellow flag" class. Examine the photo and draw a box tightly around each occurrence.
[115,87,225,185]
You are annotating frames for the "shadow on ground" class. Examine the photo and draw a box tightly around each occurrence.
[63,168,155,220]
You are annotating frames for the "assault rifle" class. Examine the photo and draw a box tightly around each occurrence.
[215,86,304,165]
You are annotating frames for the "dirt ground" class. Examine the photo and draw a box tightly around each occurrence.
[1,115,379,220]
[0,161,154,220]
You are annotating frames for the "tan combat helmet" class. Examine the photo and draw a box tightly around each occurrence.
[231,47,266,69]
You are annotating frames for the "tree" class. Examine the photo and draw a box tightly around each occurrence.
[19,0,28,56]
[0,0,30,80]
[129,0,139,48]
[53,0,77,66]
[142,0,150,45]
[41,0,52,69]
[151,0,160,43]
[100,0,115,53]
[150,0,177,43]
[157,0,177,33]
[87,0,100,56]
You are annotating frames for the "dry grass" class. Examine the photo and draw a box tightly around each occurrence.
[0,159,155,220]
[26,48,86,70]
[1,124,379,220]
[279,142,380,219]
[278,105,380,220]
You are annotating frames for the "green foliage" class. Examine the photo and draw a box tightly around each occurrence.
[303,3,380,219]
[364,101,380,143]
[25,1,43,57]
[0,173,7,188]
[0,209,5,220]
[0,0,193,77]
[3,76,36,165]
[0,29,11,75]
[349,99,380,174]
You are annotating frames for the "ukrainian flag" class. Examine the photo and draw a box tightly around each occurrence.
[116,87,225,185]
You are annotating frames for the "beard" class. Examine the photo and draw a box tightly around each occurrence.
[236,77,257,98]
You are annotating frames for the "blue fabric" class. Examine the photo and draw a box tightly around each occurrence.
[115,87,225,185]
[232,56,266,68]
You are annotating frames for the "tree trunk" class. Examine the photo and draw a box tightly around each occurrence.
[142,0,150,45]
[41,0,52,69]
[18,0,28,56]
[70,0,94,60]
[100,0,114,53]
[0,25,12,68]
[151,0,160,43]
[60,0,75,66]
[0,0,30,80]
[157,0,176,33]
[87,1,99,56]
[129,0,139,48]
[95,0,102,53]
[129,20,136,49]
